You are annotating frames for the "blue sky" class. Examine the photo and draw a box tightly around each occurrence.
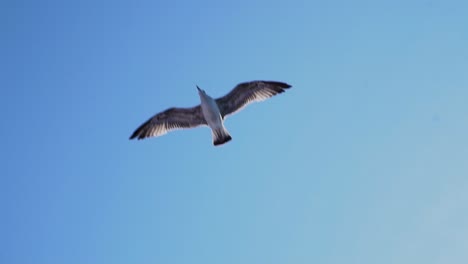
[2,0,468,263]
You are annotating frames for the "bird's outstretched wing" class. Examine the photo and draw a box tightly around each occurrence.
[215,81,292,118]
[129,106,207,140]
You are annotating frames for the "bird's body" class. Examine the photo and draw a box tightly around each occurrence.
[197,87,232,145]
[130,80,292,146]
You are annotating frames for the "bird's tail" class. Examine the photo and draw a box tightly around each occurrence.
[212,126,232,146]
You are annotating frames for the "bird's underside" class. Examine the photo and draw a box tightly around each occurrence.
[129,80,292,146]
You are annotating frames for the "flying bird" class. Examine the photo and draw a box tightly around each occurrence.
[129,80,292,146]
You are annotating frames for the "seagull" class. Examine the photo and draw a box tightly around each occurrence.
[129,80,292,146]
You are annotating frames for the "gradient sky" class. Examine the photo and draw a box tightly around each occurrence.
[2,1,468,263]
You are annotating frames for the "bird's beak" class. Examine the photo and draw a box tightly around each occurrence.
[196,85,201,92]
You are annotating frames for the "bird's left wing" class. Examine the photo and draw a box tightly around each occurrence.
[129,106,207,140]
[215,81,292,118]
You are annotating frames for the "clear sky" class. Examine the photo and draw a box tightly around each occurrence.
[2,0,468,263]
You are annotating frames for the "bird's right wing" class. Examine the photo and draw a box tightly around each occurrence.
[129,106,207,140]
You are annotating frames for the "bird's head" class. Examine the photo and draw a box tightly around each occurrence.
[196,85,206,95]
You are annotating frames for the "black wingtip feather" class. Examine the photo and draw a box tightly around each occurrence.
[264,81,292,89]
[129,129,138,140]
[129,130,139,140]
[129,119,150,140]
